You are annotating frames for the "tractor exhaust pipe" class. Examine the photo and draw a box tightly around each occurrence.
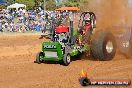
[69,12,74,44]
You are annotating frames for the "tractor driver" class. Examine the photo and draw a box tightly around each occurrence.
[84,13,91,25]
[81,13,92,35]
[80,13,93,45]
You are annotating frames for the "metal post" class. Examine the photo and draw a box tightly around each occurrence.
[69,11,74,44]
[43,0,46,34]
[44,0,46,11]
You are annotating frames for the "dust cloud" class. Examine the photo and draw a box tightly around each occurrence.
[82,0,132,30]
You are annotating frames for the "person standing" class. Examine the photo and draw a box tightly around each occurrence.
[0,22,3,32]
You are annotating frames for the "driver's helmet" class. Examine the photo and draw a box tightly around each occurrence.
[84,13,91,21]
[84,13,91,24]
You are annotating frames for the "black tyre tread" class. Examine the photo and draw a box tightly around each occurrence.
[63,54,70,66]
[127,30,132,58]
[91,31,116,61]
[130,38,132,58]
[36,52,44,64]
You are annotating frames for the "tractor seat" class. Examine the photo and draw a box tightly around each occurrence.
[56,26,69,33]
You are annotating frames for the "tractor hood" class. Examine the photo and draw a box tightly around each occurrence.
[42,42,64,61]
[42,42,62,50]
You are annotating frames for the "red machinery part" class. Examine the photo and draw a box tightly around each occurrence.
[83,24,92,34]
[56,26,69,33]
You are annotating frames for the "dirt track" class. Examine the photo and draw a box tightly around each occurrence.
[0,34,131,88]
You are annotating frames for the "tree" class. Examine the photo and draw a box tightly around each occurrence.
[6,0,14,4]
[46,1,56,10]
[15,0,35,10]
[63,0,80,7]
[34,0,57,10]
[5,0,89,10]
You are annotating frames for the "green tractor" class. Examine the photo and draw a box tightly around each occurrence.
[35,12,117,66]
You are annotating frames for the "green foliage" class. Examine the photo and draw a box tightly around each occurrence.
[15,0,35,10]
[63,0,80,7]
[6,0,15,4]
[6,0,35,10]
[79,0,89,11]
[5,0,90,10]
[0,5,6,9]
[45,0,56,10]
[34,0,82,10]
[34,0,56,10]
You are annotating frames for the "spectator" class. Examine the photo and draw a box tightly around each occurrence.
[0,22,3,32]
[10,22,15,32]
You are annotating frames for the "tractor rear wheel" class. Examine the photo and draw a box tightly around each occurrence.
[36,52,44,64]
[91,31,116,61]
[127,34,132,58]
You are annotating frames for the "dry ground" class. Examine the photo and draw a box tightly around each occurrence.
[0,33,131,88]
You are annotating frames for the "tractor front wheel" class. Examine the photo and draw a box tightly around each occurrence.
[36,52,44,64]
[63,54,71,66]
